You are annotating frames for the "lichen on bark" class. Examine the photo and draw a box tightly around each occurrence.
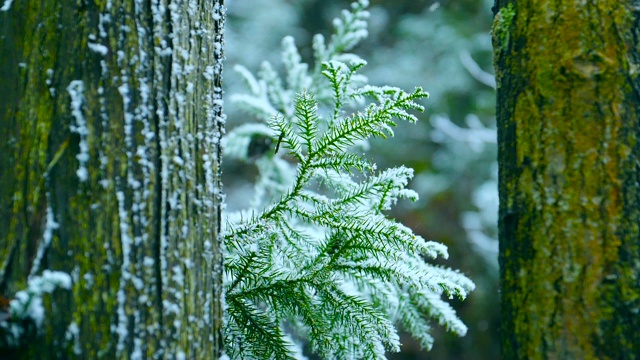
[0,0,226,358]
[495,1,640,359]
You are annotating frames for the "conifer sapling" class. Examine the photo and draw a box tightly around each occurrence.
[223,1,475,358]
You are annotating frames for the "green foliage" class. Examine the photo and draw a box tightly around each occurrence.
[223,1,474,358]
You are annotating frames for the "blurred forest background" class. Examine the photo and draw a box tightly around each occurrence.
[222,0,498,359]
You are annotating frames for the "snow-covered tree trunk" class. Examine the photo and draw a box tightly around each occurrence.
[0,1,225,358]
[493,1,640,358]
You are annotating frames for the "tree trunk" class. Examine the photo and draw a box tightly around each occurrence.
[494,1,640,359]
[0,0,225,358]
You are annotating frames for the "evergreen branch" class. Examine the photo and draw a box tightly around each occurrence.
[313,110,390,157]
[282,36,312,94]
[228,275,314,302]
[308,211,423,255]
[310,153,375,174]
[319,283,398,358]
[259,168,311,221]
[233,64,262,96]
[312,88,427,157]
[322,59,369,123]
[397,291,435,350]
[327,0,370,57]
[230,93,278,122]
[414,289,469,336]
[251,280,334,356]
[293,93,319,153]
[224,1,473,358]
[227,298,298,359]
[259,61,290,116]
[322,61,347,122]
[334,262,404,285]
[276,218,318,255]
[224,214,269,251]
[268,114,303,161]
[225,252,260,294]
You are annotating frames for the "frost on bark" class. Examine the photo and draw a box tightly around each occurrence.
[493,1,640,359]
[0,0,225,358]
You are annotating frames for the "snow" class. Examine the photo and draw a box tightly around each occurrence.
[67,80,90,182]
[172,155,185,166]
[45,69,56,96]
[83,272,95,289]
[99,13,111,38]
[115,190,132,352]
[143,256,155,267]
[0,270,72,346]
[88,42,109,55]
[29,200,59,278]
[1,0,227,354]
[0,0,12,12]
[172,265,184,287]
[220,1,480,356]
[65,322,82,355]
[203,66,215,80]
[164,300,180,315]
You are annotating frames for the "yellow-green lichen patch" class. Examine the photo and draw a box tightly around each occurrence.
[498,0,640,358]
[493,3,515,52]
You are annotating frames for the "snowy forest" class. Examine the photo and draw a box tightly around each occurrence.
[1,0,639,359]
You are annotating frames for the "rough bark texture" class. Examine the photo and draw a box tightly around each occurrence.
[494,0,640,359]
[0,0,225,358]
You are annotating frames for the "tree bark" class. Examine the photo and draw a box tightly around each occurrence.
[494,1,640,359]
[0,0,225,358]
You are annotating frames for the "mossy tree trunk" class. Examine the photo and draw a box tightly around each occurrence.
[0,0,225,358]
[493,0,640,359]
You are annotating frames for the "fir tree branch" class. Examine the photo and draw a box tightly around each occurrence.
[223,1,474,358]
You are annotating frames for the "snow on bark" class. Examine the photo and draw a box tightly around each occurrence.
[0,0,225,356]
[67,80,90,182]
[0,0,12,12]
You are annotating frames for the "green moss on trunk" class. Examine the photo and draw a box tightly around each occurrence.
[495,1,640,359]
[0,1,225,358]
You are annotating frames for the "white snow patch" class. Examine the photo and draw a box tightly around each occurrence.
[115,190,132,353]
[67,80,90,182]
[143,256,155,267]
[88,42,109,55]
[45,69,55,96]
[0,0,13,12]
[83,272,94,289]
[203,66,215,80]
[29,201,59,278]
[172,155,185,166]
[65,321,82,355]
[163,301,179,315]
[1,270,72,346]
